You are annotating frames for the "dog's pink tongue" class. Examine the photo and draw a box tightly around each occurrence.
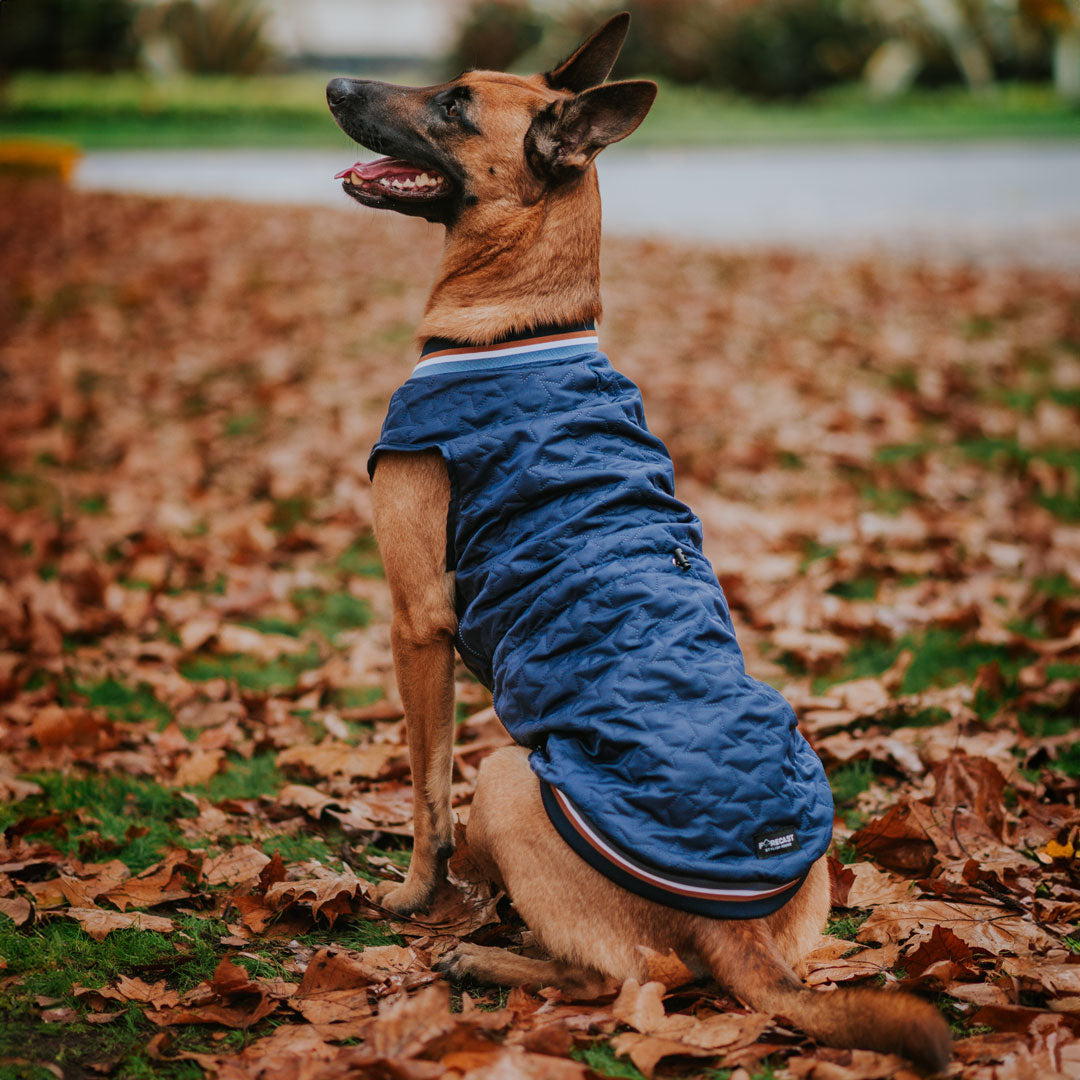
[334,157,418,181]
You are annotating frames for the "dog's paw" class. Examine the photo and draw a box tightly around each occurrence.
[368,877,434,917]
[432,943,485,981]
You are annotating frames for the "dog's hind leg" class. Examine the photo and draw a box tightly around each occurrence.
[456,747,951,1073]
[371,449,458,915]
[459,746,692,984]
[434,943,614,998]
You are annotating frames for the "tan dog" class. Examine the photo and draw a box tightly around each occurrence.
[327,15,951,1073]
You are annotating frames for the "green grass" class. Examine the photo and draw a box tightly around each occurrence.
[830,759,876,807]
[1035,574,1080,599]
[295,916,404,951]
[66,677,172,728]
[826,576,878,600]
[0,772,193,873]
[200,751,284,801]
[0,914,224,1004]
[236,588,371,646]
[1049,742,1080,777]
[260,832,345,868]
[0,914,248,1080]
[571,1043,647,1080]
[290,588,371,641]
[2,74,1077,149]
[813,626,1036,700]
[874,437,1080,522]
[179,645,322,691]
[826,912,870,940]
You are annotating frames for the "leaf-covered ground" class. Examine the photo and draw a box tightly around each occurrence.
[1,177,1079,1080]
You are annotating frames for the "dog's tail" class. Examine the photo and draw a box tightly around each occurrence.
[694,921,951,1073]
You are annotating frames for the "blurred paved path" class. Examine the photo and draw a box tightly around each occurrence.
[75,143,1080,266]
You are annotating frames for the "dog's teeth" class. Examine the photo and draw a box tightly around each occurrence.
[402,179,416,188]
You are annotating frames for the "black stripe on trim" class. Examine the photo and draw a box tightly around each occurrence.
[421,319,596,357]
[540,781,805,920]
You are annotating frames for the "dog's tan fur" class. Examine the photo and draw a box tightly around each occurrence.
[418,72,603,344]
[347,16,951,1072]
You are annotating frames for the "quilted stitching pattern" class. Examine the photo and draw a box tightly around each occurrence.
[369,348,834,886]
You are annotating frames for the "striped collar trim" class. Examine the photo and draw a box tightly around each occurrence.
[413,321,598,379]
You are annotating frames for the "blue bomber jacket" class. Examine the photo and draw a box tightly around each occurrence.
[368,324,834,918]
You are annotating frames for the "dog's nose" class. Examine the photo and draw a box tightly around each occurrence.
[326,78,353,107]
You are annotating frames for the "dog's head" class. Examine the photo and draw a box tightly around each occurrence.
[326,13,655,227]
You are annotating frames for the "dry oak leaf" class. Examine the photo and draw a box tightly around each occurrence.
[148,957,284,1029]
[265,864,366,926]
[1000,957,1080,998]
[850,800,939,876]
[172,748,226,788]
[0,896,32,925]
[830,860,914,909]
[67,859,131,902]
[386,877,502,939]
[216,623,312,660]
[203,845,271,887]
[229,892,277,934]
[611,979,770,1078]
[857,900,1059,956]
[275,783,415,834]
[64,907,175,941]
[366,981,459,1060]
[634,946,696,990]
[772,629,850,671]
[177,614,220,652]
[802,937,893,988]
[0,775,42,803]
[289,947,406,1024]
[276,740,401,782]
[782,1046,920,1079]
[74,975,180,1010]
[31,705,116,750]
[103,851,194,911]
[199,1022,340,1080]
[445,1047,591,1079]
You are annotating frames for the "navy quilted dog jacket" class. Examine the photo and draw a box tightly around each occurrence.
[369,324,834,918]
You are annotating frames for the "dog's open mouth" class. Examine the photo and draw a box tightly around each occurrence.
[335,157,451,207]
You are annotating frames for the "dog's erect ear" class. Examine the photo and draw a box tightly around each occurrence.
[525,79,657,183]
[545,12,631,93]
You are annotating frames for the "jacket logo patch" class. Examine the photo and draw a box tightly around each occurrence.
[754,826,801,859]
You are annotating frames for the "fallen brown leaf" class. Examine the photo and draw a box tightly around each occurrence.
[64,907,175,940]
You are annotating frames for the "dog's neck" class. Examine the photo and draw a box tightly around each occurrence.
[418,169,602,347]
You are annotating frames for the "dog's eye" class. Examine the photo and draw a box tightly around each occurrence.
[443,101,460,120]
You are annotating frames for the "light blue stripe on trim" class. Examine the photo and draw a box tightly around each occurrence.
[410,342,600,379]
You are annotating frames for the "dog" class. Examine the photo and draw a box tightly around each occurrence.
[326,13,951,1073]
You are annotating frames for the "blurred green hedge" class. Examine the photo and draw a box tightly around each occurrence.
[448,0,1053,99]
[0,0,142,73]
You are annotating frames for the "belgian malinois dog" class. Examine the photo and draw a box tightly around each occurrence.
[326,14,951,1073]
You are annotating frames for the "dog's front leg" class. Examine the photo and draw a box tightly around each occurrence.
[371,451,457,915]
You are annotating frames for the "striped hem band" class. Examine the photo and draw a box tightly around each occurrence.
[540,780,805,920]
[413,325,598,379]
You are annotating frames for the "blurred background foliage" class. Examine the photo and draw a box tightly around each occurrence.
[141,0,278,76]
[0,0,143,73]
[449,0,1066,99]
[0,0,1075,151]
